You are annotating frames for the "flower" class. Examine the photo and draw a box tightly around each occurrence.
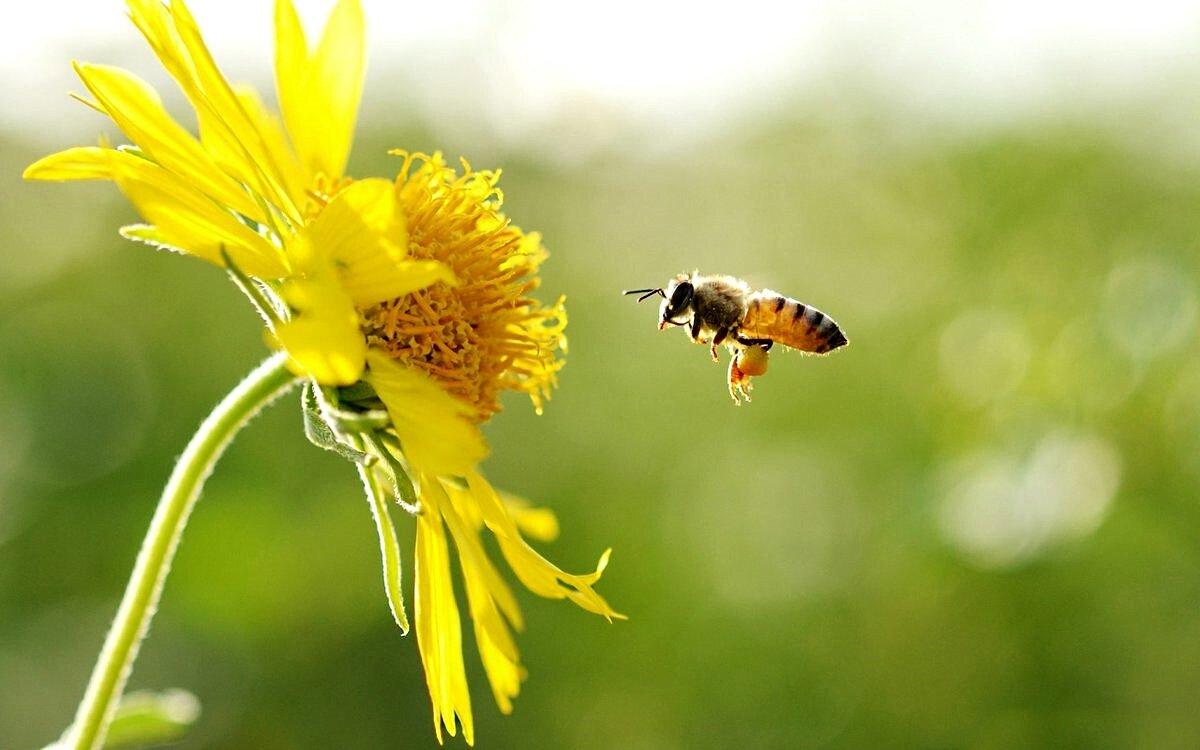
[25,0,620,744]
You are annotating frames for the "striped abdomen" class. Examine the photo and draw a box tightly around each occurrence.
[740,291,848,354]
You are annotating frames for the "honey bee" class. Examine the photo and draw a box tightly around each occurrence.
[624,272,848,403]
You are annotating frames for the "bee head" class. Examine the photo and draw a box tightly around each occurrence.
[622,274,694,330]
[658,277,695,328]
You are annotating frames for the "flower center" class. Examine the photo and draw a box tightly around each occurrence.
[361,153,565,421]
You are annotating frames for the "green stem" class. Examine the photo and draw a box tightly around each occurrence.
[66,353,297,750]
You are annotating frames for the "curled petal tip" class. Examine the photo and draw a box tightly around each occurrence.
[596,548,613,573]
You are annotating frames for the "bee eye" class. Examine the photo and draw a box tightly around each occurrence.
[668,281,694,312]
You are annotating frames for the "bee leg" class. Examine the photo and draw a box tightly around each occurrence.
[710,327,728,362]
[727,350,752,405]
[689,315,704,344]
[734,333,774,352]
[727,356,743,405]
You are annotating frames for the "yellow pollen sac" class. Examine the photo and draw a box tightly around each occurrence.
[737,344,770,376]
[362,152,566,422]
[727,344,769,404]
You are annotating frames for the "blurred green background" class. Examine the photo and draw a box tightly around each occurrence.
[5,27,1200,749]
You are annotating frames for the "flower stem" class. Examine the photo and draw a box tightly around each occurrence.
[66,353,298,750]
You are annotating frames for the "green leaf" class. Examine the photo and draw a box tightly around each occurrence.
[38,689,202,749]
[101,689,200,748]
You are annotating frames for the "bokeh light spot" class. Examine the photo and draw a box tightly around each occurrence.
[938,431,1121,569]
[1102,259,1197,361]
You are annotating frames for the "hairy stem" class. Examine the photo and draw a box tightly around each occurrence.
[66,353,297,750]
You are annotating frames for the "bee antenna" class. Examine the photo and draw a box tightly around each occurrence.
[623,287,666,303]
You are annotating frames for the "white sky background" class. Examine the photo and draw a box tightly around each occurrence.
[4,0,1200,158]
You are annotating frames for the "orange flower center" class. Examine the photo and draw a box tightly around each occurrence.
[361,153,566,421]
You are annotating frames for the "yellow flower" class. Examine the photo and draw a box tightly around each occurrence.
[25,0,620,744]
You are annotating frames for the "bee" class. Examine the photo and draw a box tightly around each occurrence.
[624,272,848,403]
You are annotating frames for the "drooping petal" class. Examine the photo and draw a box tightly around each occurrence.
[466,471,623,620]
[435,483,526,714]
[364,351,488,476]
[433,479,535,714]
[275,0,365,180]
[72,62,266,225]
[470,596,525,716]
[439,481,525,630]
[414,492,474,745]
[500,492,561,543]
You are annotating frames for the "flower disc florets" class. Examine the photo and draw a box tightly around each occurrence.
[362,152,566,421]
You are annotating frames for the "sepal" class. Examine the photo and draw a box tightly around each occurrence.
[300,381,373,464]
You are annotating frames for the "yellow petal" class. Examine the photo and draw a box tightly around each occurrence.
[294,179,455,305]
[466,471,624,620]
[126,0,303,221]
[275,270,365,385]
[414,495,474,745]
[433,482,527,714]
[462,556,525,714]
[473,610,525,716]
[300,178,402,265]
[442,480,524,630]
[275,0,365,180]
[23,146,112,181]
[300,178,458,304]
[72,62,266,224]
[364,350,488,476]
[438,481,525,636]
[99,148,287,278]
[501,492,561,543]
[167,0,303,219]
[233,85,309,208]
[346,259,458,308]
